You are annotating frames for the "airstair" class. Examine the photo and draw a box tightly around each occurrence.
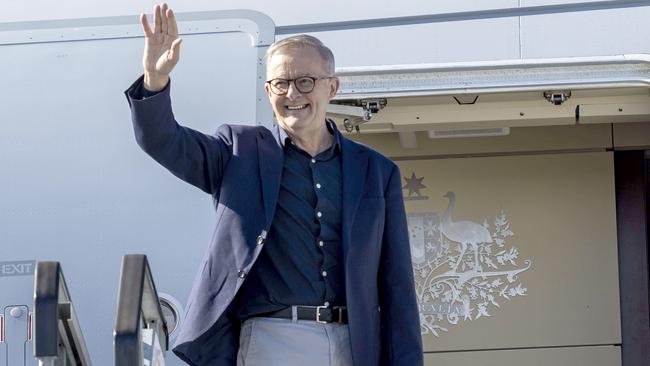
[1,255,168,366]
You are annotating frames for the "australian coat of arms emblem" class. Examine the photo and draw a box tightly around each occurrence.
[403,172,532,336]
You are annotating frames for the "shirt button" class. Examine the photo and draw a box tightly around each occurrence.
[237,270,247,279]
[321,270,328,277]
[311,158,316,164]
[324,301,330,307]
[316,183,321,189]
[316,211,322,218]
[318,240,324,247]
[256,235,265,245]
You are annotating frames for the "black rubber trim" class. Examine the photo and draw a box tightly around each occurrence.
[33,261,61,357]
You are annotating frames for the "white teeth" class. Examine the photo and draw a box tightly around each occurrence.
[286,104,308,110]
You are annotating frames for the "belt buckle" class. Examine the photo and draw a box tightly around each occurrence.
[315,305,328,324]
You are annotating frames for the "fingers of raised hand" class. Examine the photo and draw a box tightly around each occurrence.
[167,8,179,37]
[153,3,162,34]
[146,4,177,39]
[140,13,153,38]
[161,3,169,34]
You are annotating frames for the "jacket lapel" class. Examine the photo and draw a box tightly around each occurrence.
[341,135,368,260]
[257,125,284,229]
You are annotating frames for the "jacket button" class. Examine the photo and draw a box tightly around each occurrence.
[257,235,265,245]
[238,270,247,279]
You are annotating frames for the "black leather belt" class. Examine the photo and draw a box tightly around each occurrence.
[266,306,348,324]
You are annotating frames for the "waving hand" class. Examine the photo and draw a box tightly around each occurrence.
[141,3,182,91]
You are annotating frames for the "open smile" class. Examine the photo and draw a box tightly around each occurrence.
[285,104,309,111]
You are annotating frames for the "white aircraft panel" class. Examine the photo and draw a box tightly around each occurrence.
[521,6,650,58]
[0,14,271,365]
[298,18,521,68]
[4,0,517,25]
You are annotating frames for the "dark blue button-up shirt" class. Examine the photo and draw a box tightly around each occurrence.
[235,121,345,320]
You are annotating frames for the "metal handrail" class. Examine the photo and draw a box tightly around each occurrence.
[33,261,92,366]
[114,254,168,366]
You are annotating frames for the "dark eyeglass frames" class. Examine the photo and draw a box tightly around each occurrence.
[266,76,334,95]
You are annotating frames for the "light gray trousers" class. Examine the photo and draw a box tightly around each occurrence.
[236,317,354,366]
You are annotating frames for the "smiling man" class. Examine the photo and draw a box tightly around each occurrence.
[265,44,338,156]
[125,3,422,366]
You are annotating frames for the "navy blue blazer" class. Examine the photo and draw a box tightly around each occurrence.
[126,79,423,366]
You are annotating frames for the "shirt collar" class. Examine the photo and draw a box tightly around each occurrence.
[279,118,341,153]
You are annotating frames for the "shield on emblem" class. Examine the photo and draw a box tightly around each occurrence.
[408,214,426,266]
[407,213,442,269]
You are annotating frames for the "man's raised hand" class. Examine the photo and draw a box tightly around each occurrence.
[141,3,182,91]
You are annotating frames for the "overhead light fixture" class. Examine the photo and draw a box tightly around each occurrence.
[428,127,510,139]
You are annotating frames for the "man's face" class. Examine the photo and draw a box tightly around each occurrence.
[265,47,339,134]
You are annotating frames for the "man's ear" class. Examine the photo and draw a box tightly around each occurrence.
[328,77,340,99]
[264,82,273,98]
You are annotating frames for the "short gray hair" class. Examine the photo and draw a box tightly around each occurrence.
[266,34,335,75]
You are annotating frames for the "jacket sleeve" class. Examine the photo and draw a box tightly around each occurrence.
[125,75,232,194]
[378,164,424,365]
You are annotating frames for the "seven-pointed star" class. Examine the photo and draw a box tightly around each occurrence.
[403,172,426,197]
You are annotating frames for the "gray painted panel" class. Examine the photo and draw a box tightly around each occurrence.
[521,6,650,58]
[0,275,35,320]
[0,343,6,366]
[0,272,34,365]
[614,152,650,366]
[4,306,31,366]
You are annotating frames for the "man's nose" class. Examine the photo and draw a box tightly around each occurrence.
[285,81,302,99]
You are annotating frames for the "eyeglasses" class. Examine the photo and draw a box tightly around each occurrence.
[266,76,334,95]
